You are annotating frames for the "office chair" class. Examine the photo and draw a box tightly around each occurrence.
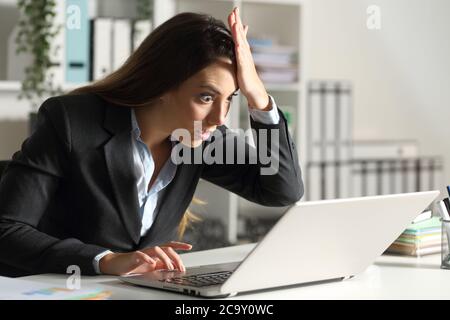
[0,160,10,181]
[0,159,31,277]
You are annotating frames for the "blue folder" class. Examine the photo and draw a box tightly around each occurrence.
[65,0,90,83]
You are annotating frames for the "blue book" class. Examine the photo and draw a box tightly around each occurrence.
[65,0,90,83]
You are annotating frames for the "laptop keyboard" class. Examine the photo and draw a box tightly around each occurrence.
[159,271,233,287]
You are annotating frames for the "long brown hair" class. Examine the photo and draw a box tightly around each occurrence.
[67,12,236,239]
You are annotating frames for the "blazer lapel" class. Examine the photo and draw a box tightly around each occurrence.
[103,103,141,246]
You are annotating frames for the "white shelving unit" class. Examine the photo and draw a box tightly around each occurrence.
[0,0,309,244]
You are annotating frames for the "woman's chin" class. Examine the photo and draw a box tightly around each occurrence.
[179,138,203,148]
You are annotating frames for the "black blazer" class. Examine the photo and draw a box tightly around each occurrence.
[0,92,303,277]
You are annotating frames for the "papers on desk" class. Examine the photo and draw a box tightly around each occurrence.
[385,216,442,256]
[0,276,112,300]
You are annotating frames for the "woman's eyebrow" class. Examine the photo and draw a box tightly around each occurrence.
[199,84,222,95]
[199,84,239,97]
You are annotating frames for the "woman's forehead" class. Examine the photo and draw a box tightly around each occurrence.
[188,61,237,91]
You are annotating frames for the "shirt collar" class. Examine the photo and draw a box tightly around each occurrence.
[131,108,178,146]
[130,108,141,140]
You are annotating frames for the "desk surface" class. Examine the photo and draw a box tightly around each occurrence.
[13,244,450,300]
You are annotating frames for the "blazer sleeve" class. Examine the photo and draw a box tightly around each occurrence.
[0,97,109,276]
[200,107,304,207]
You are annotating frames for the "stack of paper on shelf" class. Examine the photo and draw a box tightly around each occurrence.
[248,37,298,84]
[385,216,441,256]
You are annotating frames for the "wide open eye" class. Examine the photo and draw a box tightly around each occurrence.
[227,92,238,103]
[199,93,214,103]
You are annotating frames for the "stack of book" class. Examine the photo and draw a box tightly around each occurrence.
[248,37,298,84]
[385,213,441,256]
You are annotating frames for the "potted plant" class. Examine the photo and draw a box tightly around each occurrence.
[15,0,63,134]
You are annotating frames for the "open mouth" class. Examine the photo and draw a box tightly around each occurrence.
[193,127,215,141]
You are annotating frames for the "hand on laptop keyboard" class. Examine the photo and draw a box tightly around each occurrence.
[99,241,193,275]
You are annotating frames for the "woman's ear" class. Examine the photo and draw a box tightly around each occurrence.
[159,91,171,104]
[156,95,166,107]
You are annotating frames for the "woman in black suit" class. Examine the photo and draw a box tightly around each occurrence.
[0,8,303,277]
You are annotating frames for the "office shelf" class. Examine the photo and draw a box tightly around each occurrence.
[0,81,21,92]
[0,0,16,6]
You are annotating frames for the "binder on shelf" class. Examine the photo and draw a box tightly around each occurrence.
[365,161,379,196]
[351,161,364,198]
[339,160,352,198]
[324,90,335,144]
[90,18,113,81]
[112,19,132,71]
[65,0,90,83]
[306,163,322,201]
[132,19,152,51]
[47,0,66,86]
[420,157,443,191]
[392,160,404,194]
[396,159,415,193]
[350,157,443,197]
[324,161,336,199]
[338,83,352,145]
[380,160,392,195]
[310,102,322,157]
[307,81,352,159]
[305,80,353,200]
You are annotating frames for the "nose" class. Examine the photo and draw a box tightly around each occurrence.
[207,101,229,126]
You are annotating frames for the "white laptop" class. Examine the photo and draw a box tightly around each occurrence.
[119,191,439,298]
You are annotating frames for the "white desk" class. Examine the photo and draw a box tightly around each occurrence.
[13,244,450,300]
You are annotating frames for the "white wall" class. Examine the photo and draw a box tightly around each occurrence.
[307,0,450,189]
